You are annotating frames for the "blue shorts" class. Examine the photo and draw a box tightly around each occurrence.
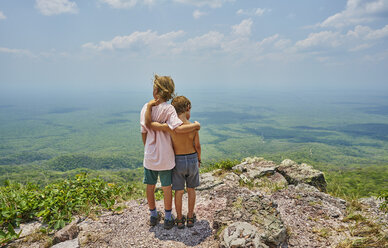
[172,153,200,190]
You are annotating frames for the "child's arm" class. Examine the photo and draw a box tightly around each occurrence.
[142,133,147,146]
[194,131,201,167]
[144,99,159,129]
[149,122,174,135]
[174,121,201,133]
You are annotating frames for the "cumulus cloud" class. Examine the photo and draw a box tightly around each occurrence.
[0,11,6,20]
[319,0,388,28]
[100,0,155,9]
[295,31,342,50]
[231,19,253,36]
[81,17,387,64]
[35,0,78,16]
[173,0,234,8]
[294,23,388,54]
[193,9,207,19]
[181,31,224,52]
[236,8,270,16]
[347,24,388,39]
[82,30,185,53]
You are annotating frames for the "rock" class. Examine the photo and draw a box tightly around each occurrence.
[239,174,250,184]
[271,184,348,247]
[253,172,288,194]
[278,159,327,191]
[221,222,268,248]
[359,197,388,225]
[197,172,224,191]
[51,238,79,248]
[52,219,79,245]
[247,167,276,179]
[214,188,287,247]
[223,172,241,187]
[242,157,266,164]
[14,221,42,238]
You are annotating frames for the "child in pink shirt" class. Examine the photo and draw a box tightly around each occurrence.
[140,75,200,229]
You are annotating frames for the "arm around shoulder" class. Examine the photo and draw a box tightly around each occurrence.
[144,99,159,128]
[175,121,201,134]
[194,131,201,167]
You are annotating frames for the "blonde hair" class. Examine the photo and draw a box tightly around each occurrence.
[172,96,191,115]
[153,74,175,101]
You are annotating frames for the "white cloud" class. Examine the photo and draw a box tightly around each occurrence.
[181,31,224,52]
[319,0,388,28]
[295,31,342,50]
[0,11,6,20]
[348,43,372,51]
[193,10,207,19]
[274,39,292,49]
[0,47,35,57]
[294,24,388,55]
[346,24,388,40]
[35,0,78,16]
[231,19,253,36]
[257,34,279,47]
[82,30,185,53]
[100,0,155,8]
[173,0,234,8]
[81,18,387,65]
[255,8,267,16]
[236,8,270,16]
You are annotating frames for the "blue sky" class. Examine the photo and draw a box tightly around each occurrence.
[0,0,387,92]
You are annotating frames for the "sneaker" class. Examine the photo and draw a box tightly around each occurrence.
[149,211,161,226]
[164,215,175,230]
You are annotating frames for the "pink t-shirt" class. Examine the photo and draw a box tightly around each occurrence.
[140,102,183,171]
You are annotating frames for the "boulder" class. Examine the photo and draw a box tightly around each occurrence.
[52,219,79,245]
[14,221,42,239]
[221,222,268,248]
[278,159,327,191]
[197,172,224,191]
[51,238,79,248]
[214,189,287,247]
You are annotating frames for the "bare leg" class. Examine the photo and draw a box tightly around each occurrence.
[162,185,173,211]
[146,184,156,210]
[187,188,196,219]
[174,190,184,220]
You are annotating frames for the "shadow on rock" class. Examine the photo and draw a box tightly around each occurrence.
[150,219,212,246]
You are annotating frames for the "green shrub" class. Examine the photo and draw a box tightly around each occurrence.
[0,173,143,245]
[378,192,388,212]
[201,159,239,173]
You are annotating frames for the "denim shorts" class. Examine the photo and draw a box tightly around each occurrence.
[172,153,200,190]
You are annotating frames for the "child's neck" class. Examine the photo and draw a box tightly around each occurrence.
[178,113,189,123]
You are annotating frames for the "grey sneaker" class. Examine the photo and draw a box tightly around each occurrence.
[149,211,161,226]
[164,215,175,230]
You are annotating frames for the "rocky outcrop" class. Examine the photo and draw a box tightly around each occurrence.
[213,187,287,247]
[8,157,387,248]
[277,159,327,192]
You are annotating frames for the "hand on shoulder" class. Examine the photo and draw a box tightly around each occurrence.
[194,121,200,130]
[147,98,160,107]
